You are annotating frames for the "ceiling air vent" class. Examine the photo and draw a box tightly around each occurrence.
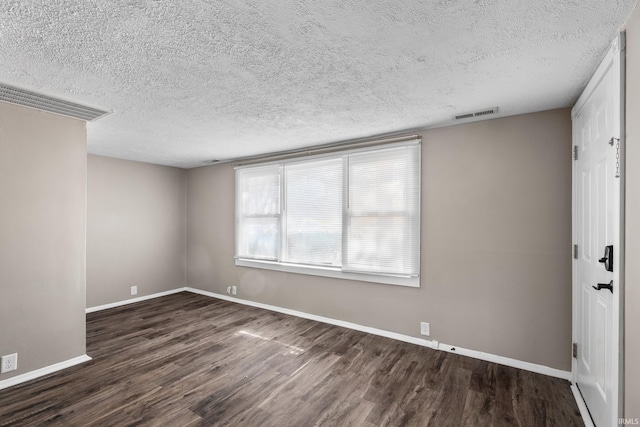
[454,107,499,121]
[0,82,112,122]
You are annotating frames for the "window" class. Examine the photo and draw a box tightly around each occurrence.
[235,139,420,286]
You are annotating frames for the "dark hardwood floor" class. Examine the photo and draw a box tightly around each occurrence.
[0,292,584,426]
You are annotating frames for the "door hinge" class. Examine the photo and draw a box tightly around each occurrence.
[573,343,578,358]
[573,244,578,259]
[573,146,578,160]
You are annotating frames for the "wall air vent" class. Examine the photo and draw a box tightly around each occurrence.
[0,82,112,122]
[454,107,499,121]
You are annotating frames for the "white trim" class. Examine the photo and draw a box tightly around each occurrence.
[617,30,627,422]
[437,342,572,381]
[186,287,433,347]
[86,287,187,313]
[0,354,92,391]
[235,259,419,287]
[185,287,571,381]
[571,384,595,427]
[572,36,619,119]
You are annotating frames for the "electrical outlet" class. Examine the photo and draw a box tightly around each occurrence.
[131,286,138,295]
[1,353,17,373]
[420,322,430,336]
[231,286,237,295]
[226,286,231,294]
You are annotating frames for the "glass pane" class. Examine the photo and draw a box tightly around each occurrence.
[238,166,280,216]
[284,158,343,266]
[237,217,279,260]
[346,216,413,274]
[349,149,409,214]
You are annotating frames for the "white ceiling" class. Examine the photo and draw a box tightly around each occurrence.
[0,0,637,168]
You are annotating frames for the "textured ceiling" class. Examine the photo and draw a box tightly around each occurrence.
[0,0,637,168]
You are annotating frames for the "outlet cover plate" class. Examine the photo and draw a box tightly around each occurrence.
[131,286,138,295]
[420,322,430,336]
[1,353,18,373]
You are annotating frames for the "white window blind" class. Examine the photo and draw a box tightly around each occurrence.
[345,145,420,276]
[236,164,281,260]
[284,158,343,266]
[235,139,420,286]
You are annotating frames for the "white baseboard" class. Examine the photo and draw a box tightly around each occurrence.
[436,342,572,381]
[86,287,187,313]
[571,384,595,427]
[185,287,572,381]
[0,354,92,391]
[186,287,435,348]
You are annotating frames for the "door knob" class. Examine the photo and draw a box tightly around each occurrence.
[598,245,614,272]
[592,281,613,293]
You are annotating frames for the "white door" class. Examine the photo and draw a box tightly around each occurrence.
[572,35,623,427]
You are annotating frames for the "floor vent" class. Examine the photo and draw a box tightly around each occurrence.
[0,82,112,122]
[454,107,499,121]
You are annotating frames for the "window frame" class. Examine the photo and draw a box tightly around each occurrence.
[235,139,421,287]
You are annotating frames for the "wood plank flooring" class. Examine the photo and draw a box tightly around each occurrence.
[0,292,584,426]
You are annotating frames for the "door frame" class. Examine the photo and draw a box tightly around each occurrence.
[571,32,625,426]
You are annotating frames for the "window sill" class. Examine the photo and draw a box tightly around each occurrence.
[234,258,420,287]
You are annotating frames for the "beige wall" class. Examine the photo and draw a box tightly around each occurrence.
[87,155,187,308]
[0,102,87,380]
[624,6,640,418]
[187,108,573,370]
